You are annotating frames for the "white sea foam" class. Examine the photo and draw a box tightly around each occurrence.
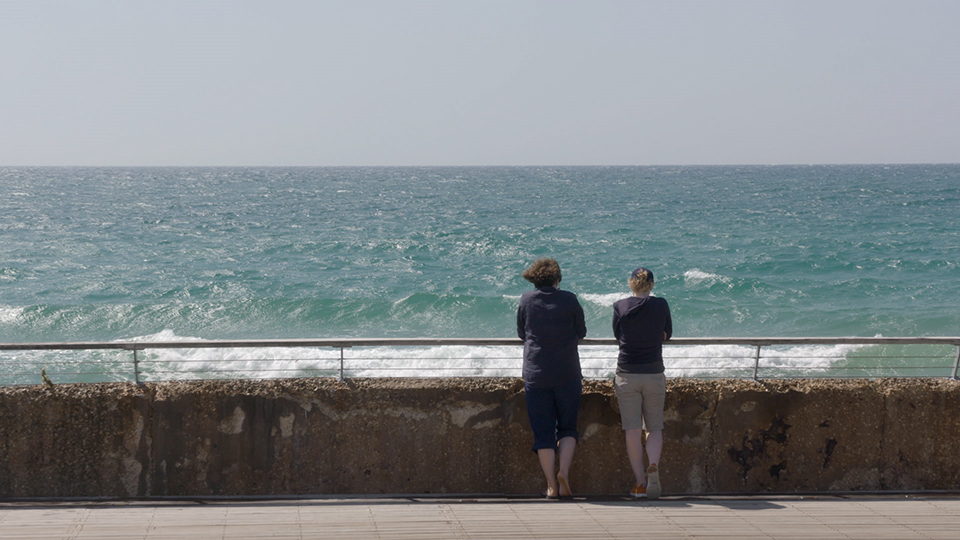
[506,293,637,307]
[124,330,343,380]
[0,337,927,384]
[0,327,912,385]
[581,343,869,378]
[94,331,867,381]
[683,269,732,288]
[0,306,23,324]
[579,293,631,307]
[658,343,867,378]
[127,329,197,342]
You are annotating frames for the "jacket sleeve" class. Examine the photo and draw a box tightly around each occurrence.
[663,299,673,341]
[574,297,587,339]
[516,303,526,340]
[611,303,621,340]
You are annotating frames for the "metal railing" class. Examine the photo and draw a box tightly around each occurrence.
[1,337,959,386]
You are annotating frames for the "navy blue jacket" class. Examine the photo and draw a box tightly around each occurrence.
[517,286,587,388]
[612,295,672,374]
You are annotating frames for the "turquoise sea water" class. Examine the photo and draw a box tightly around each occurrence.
[2,165,958,381]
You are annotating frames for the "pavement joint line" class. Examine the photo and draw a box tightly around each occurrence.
[3,491,960,507]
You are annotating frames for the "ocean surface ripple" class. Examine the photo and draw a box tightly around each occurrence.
[2,165,958,381]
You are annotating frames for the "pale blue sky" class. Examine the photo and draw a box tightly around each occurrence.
[2,1,958,166]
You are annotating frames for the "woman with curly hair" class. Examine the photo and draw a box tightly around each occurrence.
[516,258,587,499]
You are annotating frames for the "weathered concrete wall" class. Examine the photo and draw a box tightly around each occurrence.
[1,378,958,498]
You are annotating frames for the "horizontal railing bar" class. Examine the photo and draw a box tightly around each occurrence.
[0,362,132,367]
[0,338,521,350]
[3,336,960,351]
[16,365,950,375]
[760,355,953,359]
[5,373,132,378]
[4,355,949,365]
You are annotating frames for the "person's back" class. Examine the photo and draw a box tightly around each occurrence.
[516,257,586,500]
[518,286,586,387]
[613,295,672,374]
[612,267,671,500]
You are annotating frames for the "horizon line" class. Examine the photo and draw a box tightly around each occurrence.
[2,162,959,168]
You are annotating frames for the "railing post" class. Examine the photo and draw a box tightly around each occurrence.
[951,345,960,380]
[753,345,762,381]
[339,347,345,381]
[133,349,141,385]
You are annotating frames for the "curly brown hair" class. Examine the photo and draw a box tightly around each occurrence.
[522,258,562,288]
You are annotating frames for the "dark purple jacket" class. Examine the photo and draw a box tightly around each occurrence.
[517,286,587,388]
[612,295,672,374]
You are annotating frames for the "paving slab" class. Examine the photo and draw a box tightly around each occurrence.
[2,494,960,539]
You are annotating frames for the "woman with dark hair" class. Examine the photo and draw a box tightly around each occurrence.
[516,258,587,499]
[612,267,672,499]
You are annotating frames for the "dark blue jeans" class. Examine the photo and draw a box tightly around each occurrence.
[524,378,582,452]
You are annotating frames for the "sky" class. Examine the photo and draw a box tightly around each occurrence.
[1,0,959,166]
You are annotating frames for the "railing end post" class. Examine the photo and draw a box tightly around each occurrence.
[752,345,762,381]
[950,344,960,380]
[132,349,141,385]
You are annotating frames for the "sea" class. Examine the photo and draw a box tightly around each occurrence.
[2,165,959,383]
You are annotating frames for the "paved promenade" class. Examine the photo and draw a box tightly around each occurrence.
[2,494,960,539]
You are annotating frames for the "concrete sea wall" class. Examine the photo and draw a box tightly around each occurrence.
[1,378,958,498]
